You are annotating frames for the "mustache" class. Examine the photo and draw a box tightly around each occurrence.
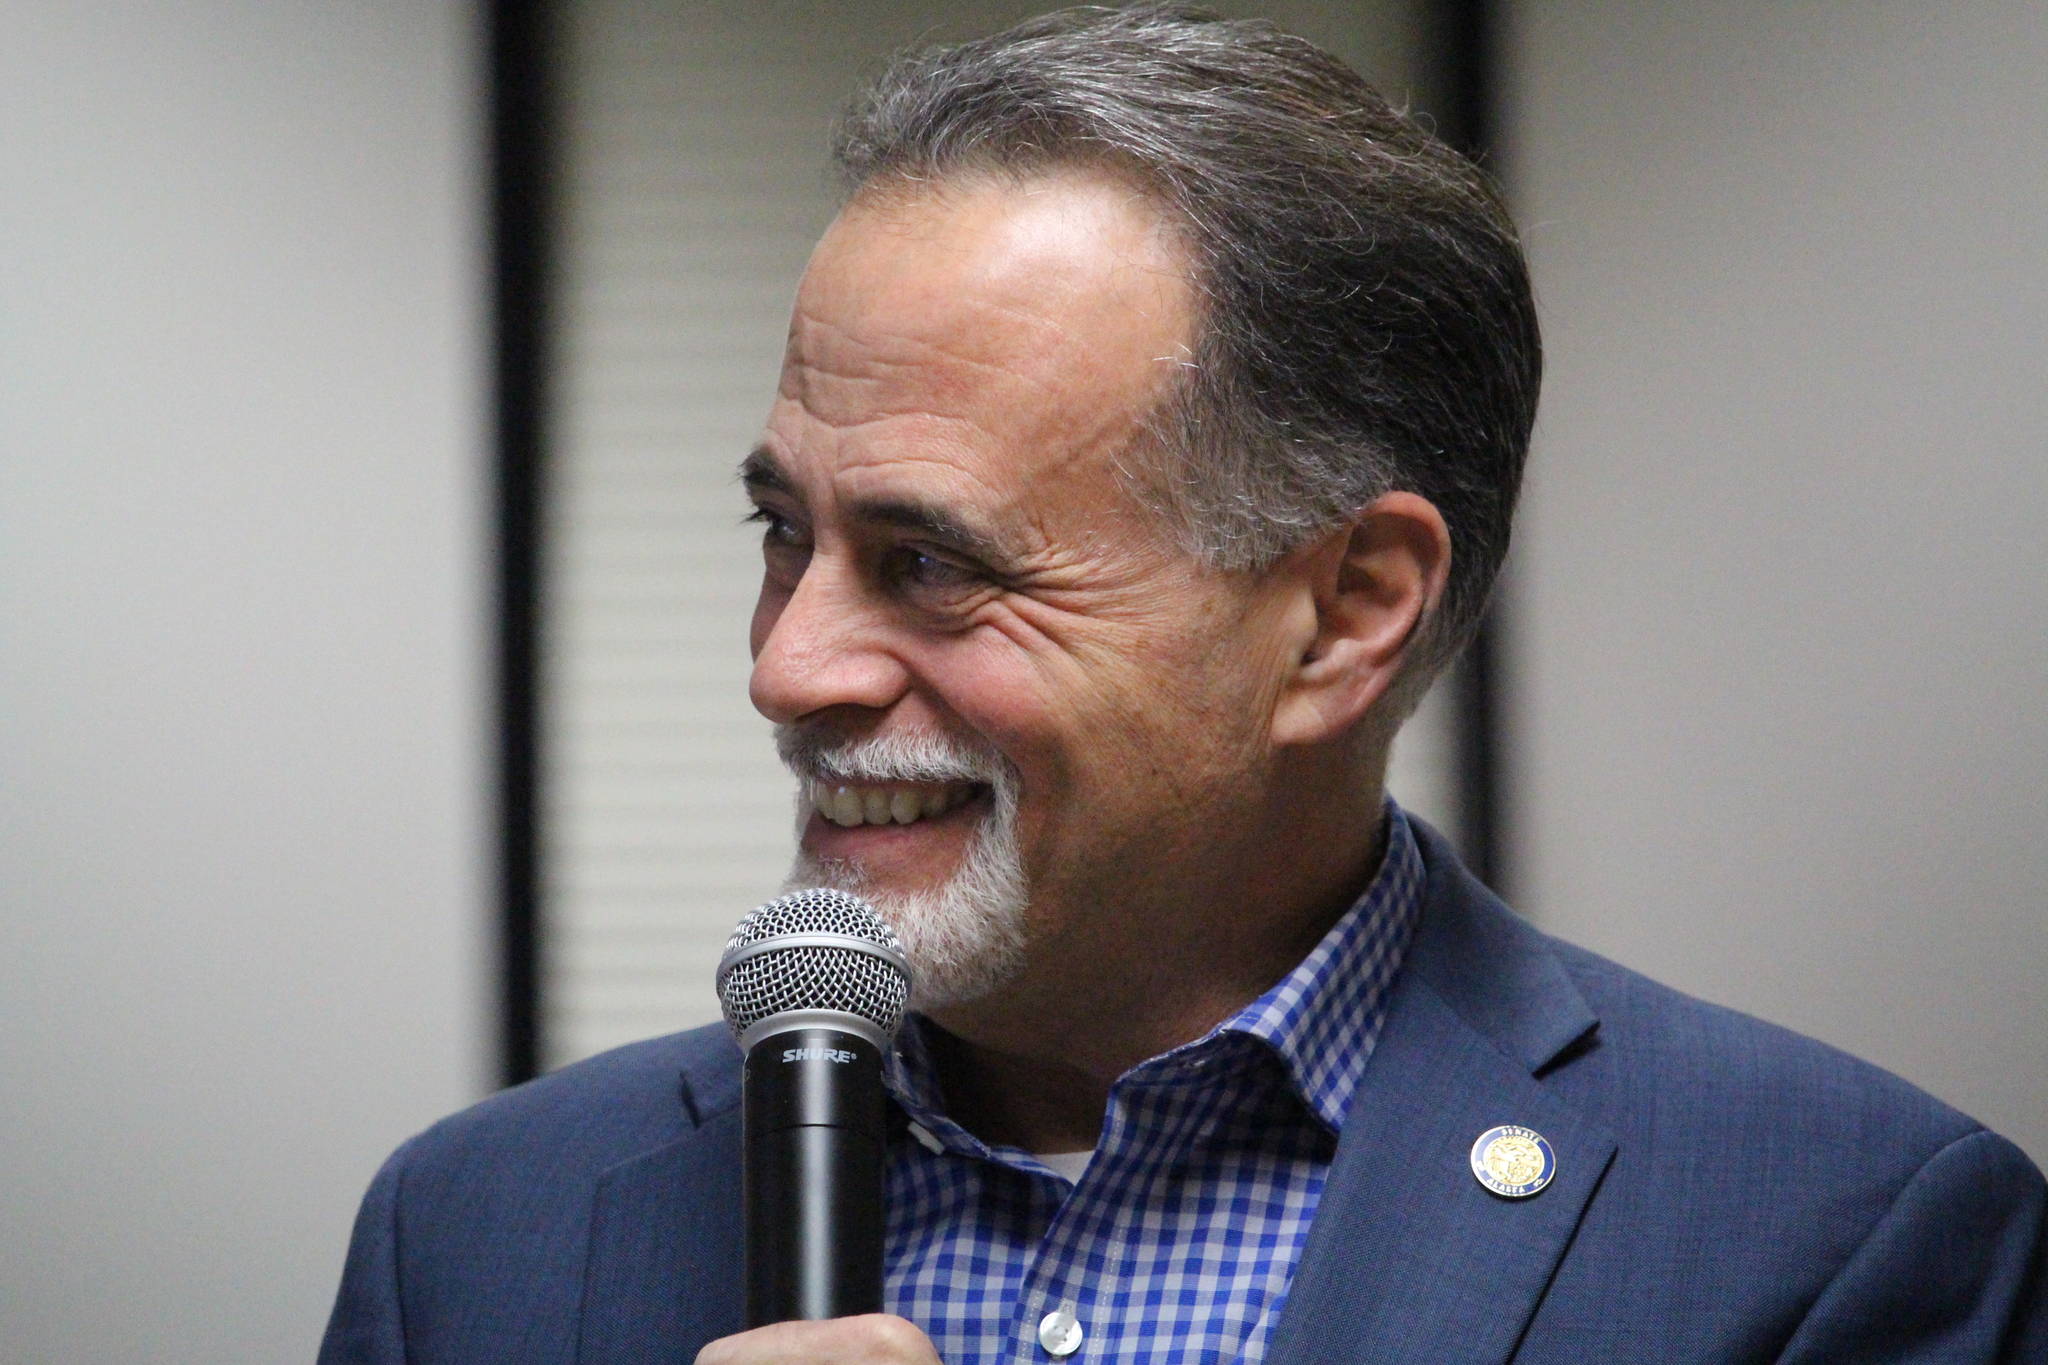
[773,724,1014,787]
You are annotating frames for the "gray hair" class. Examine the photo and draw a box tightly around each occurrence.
[832,3,1540,698]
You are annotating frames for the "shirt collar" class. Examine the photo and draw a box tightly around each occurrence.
[886,799,1426,1144]
[1206,799,1423,1132]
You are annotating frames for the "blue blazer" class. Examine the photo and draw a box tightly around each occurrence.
[321,823,2047,1362]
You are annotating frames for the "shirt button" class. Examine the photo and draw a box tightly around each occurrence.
[1038,1307,1084,1356]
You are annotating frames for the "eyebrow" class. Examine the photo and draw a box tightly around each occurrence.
[740,445,1018,567]
[739,446,794,498]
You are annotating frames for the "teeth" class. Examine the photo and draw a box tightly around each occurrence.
[810,781,974,828]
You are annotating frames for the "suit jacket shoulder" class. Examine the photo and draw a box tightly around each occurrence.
[405,1024,738,1178]
[320,1026,745,1364]
[1274,818,2046,1363]
[1533,930,2041,1357]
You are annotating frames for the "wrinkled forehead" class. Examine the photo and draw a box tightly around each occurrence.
[778,170,1198,451]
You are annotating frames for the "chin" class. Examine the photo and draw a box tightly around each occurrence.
[774,722,1032,1012]
[784,829,1029,1014]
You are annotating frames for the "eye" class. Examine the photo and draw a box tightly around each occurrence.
[885,545,984,599]
[743,506,804,548]
[744,506,811,588]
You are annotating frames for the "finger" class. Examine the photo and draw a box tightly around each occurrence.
[695,1313,943,1364]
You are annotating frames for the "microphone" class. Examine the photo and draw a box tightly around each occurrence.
[716,888,912,1326]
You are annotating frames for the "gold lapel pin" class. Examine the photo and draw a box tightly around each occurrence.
[1471,1124,1556,1198]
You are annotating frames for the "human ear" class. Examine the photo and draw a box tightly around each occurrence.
[1268,491,1451,747]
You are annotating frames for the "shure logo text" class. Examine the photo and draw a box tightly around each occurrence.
[781,1047,859,1064]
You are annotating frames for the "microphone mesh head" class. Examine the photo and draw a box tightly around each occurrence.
[716,888,910,1039]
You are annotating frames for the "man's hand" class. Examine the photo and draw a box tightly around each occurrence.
[695,1315,944,1365]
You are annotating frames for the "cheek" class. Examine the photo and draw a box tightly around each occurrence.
[899,629,1115,826]
[1090,634,1279,799]
[918,621,1199,788]
[913,631,1065,752]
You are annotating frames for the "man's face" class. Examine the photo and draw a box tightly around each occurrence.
[745,170,1301,1013]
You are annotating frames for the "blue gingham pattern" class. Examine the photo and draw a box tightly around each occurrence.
[882,803,1424,1364]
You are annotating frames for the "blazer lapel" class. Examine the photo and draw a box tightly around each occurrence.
[1267,824,1618,1365]
[575,1051,746,1364]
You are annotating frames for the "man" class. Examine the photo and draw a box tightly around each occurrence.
[322,6,2046,1362]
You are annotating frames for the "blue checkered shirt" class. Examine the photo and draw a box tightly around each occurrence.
[881,803,1425,1364]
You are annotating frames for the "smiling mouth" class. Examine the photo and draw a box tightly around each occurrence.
[806,780,985,828]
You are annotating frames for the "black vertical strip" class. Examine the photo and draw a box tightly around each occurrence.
[490,0,551,1088]
[1454,595,1506,891]
[1430,0,1510,894]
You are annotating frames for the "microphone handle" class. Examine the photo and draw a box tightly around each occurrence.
[742,1023,888,1325]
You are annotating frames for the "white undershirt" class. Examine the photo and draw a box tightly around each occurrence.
[1035,1149,1094,1184]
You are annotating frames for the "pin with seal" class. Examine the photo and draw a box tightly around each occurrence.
[1471,1124,1555,1198]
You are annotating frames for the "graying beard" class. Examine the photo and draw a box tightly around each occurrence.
[778,729,1028,1011]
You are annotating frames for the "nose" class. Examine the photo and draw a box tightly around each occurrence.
[748,555,912,725]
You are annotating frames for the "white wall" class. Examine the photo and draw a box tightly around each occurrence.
[0,3,489,1359]
[1504,0,2047,1163]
